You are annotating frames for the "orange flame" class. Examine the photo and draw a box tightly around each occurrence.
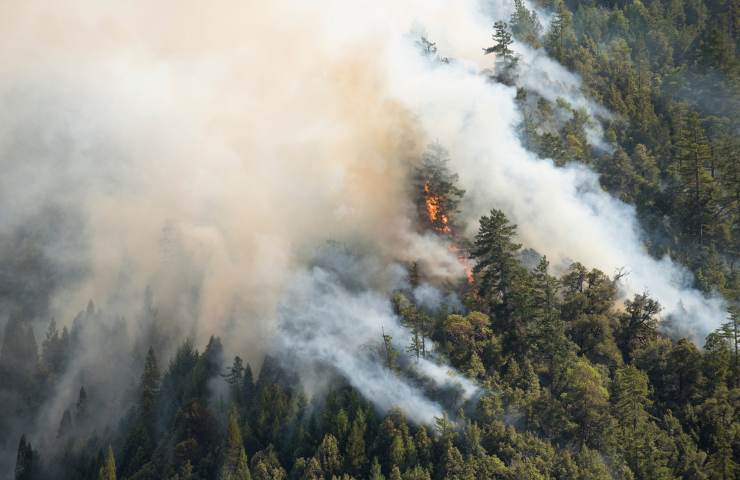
[448,244,475,285]
[423,182,451,234]
[422,181,473,285]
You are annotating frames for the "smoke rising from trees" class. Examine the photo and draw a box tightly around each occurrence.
[0,0,730,470]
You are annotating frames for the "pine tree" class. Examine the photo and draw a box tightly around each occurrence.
[98,446,117,480]
[370,457,385,480]
[484,21,515,63]
[120,348,161,476]
[700,385,737,480]
[140,347,160,420]
[224,356,245,405]
[575,447,611,480]
[413,143,465,234]
[42,317,62,374]
[675,111,718,246]
[470,209,522,314]
[243,363,255,405]
[559,358,609,447]
[618,293,661,360]
[222,407,251,480]
[531,256,572,370]
[389,465,402,480]
[434,413,456,443]
[414,426,432,468]
[719,306,739,385]
[76,385,88,423]
[510,0,542,47]
[316,433,342,477]
[547,1,574,62]
[57,408,72,438]
[345,410,367,473]
[388,433,405,468]
[613,365,653,476]
[250,446,287,480]
[403,465,432,480]
[14,435,34,480]
[404,308,428,361]
[381,326,398,370]
[440,440,466,479]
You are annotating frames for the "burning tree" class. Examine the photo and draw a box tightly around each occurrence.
[413,144,465,234]
[413,143,475,285]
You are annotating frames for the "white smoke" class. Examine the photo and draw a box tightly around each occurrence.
[376,15,726,338]
[0,0,727,452]
[274,248,477,425]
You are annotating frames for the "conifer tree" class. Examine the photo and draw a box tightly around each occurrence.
[243,363,255,405]
[559,358,609,447]
[413,143,465,233]
[224,356,245,405]
[98,446,117,480]
[470,209,522,314]
[120,347,160,476]
[389,465,402,480]
[414,426,432,468]
[380,327,398,370]
[388,433,405,468]
[76,385,88,422]
[345,410,367,473]
[57,409,72,438]
[719,306,739,385]
[531,256,572,369]
[42,317,63,374]
[140,347,160,422]
[674,112,717,246]
[434,413,455,443]
[510,0,542,47]
[14,435,34,480]
[613,365,653,476]
[440,440,465,479]
[547,1,573,62]
[618,293,661,360]
[222,407,251,480]
[250,446,287,480]
[370,457,385,480]
[484,21,515,62]
[316,433,342,477]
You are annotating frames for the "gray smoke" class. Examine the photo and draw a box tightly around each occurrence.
[0,0,727,456]
[275,247,477,425]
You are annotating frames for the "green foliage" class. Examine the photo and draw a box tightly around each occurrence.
[6,2,740,476]
[98,446,117,480]
[510,0,543,47]
[470,209,522,313]
[222,408,251,480]
[484,21,516,62]
[345,410,367,473]
[558,358,610,447]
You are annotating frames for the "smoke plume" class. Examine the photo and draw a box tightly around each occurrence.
[0,0,727,458]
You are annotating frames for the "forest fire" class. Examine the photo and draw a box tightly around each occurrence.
[423,182,452,234]
[449,244,475,284]
[421,181,474,284]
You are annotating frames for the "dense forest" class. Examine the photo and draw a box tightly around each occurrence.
[1,0,738,479]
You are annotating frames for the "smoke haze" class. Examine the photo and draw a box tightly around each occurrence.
[0,0,728,462]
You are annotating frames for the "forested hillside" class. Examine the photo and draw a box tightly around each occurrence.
[1,0,738,479]
[520,0,739,294]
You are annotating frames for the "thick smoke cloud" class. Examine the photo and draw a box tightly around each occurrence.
[0,0,727,456]
[378,22,726,338]
[275,247,477,425]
